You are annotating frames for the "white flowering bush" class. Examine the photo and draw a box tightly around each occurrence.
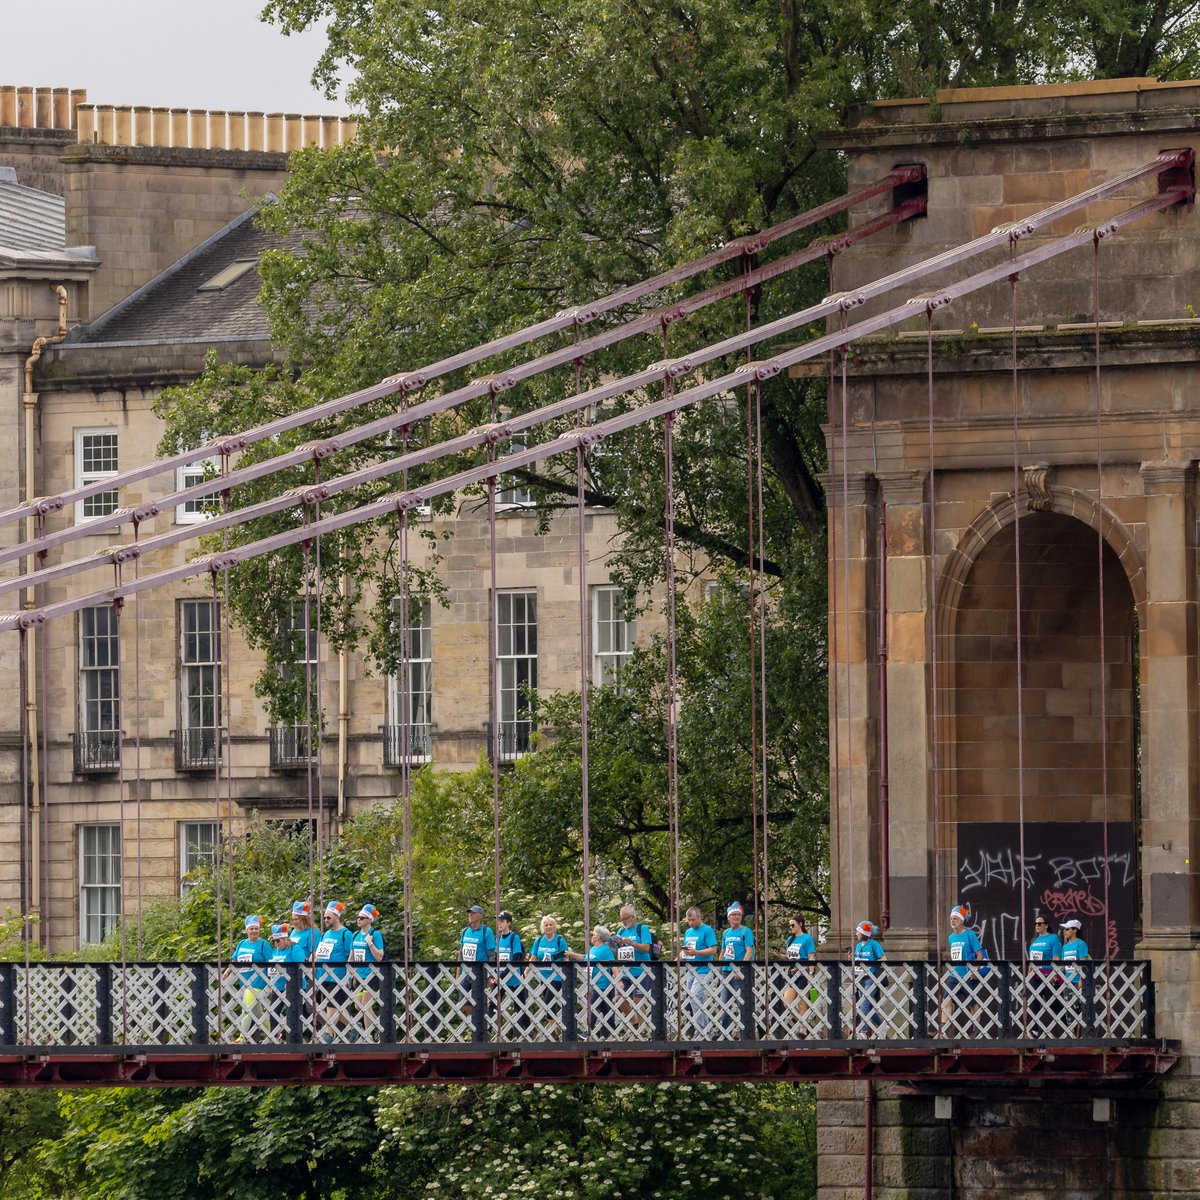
[372,1080,815,1199]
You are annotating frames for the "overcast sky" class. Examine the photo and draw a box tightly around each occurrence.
[0,0,345,114]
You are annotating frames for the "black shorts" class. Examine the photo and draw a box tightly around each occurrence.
[316,976,352,1009]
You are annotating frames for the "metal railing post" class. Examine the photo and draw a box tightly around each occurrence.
[651,962,666,1042]
[286,966,303,1045]
[471,964,487,1043]
[998,961,1013,1040]
[828,962,843,1039]
[562,963,578,1042]
[96,964,113,1047]
[1082,963,1097,1037]
[381,960,396,1044]
[913,962,928,1040]
[1142,960,1156,1039]
[0,964,15,1046]
[190,964,208,1044]
[740,963,754,1041]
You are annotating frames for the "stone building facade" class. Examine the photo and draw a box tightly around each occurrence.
[0,88,644,951]
[817,78,1200,1198]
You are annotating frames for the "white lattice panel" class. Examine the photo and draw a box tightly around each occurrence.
[760,965,832,1041]
[925,966,1002,1040]
[841,964,917,1040]
[15,967,99,1046]
[112,965,194,1045]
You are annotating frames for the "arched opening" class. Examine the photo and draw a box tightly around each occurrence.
[950,511,1138,959]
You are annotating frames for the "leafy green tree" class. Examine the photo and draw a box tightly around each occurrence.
[40,1086,378,1200]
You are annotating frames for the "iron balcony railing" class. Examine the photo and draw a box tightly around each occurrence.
[174,727,221,771]
[72,730,120,774]
[485,719,535,763]
[382,724,432,766]
[268,725,317,770]
[0,959,1154,1050]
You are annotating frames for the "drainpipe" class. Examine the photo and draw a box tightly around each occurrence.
[877,499,890,931]
[337,571,350,832]
[22,284,69,948]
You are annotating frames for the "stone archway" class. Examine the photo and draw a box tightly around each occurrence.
[939,496,1140,959]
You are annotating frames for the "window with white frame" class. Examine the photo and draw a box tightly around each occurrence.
[496,590,536,759]
[271,601,318,765]
[591,586,636,688]
[176,443,219,524]
[178,821,218,893]
[386,598,432,763]
[179,599,221,766]
[74,429,119,523]
[78,606,120,769]
[79,824,121,945]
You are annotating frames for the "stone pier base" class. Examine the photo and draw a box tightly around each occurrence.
[817,1073,1200,1199]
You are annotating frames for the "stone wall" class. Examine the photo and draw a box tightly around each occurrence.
[60,144,291,319]
[818,1077,1200,1199]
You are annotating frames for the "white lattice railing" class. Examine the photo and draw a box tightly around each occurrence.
[0,960,1154,1049]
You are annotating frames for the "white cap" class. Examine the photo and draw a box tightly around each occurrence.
[1060,918,1082,930]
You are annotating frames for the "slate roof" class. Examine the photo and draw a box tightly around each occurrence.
[0,168,93,267]
[72,199,303,345]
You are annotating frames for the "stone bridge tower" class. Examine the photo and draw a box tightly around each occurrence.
[818,79,1200,1197]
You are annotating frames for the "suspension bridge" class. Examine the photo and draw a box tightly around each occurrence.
[0,136,1191,1088]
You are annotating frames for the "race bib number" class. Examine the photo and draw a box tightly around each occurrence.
[854,960,871,975]
[236,950,253,964]
[723,942,737,960]
[787,943,800,960]
[462,941,478,963]
[350,948,366,963]
[617,945,635,962]
[950,943,963,962]
[267,965,283,979]
[539,947,553,962]
[683,940,697,958]
[498,949,511,963]
[1030,949,1043,962]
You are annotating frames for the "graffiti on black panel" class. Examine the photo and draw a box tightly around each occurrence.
[956,823,1135,960]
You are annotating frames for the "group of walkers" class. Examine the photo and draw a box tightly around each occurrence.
[226,899,384,1041]
[224,896,823,1042]
[851,904,1093,1038]
[224,894,1095,1043]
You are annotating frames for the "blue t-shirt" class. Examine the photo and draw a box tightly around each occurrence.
[787,932,816,962]
[459,924,496,966]
[290,927,318,962]
[315,926,354,980]
[947,928,982,977]
[530,933,568,982]
[720,925,755,972]
[496,931,524,987]
[853,938,885,978]
[587,942,616,991]
[1027,932,1061,968]
[616,924,653,979]
[267,942,306,991]
[233,937,270,989]
[1061,937,1090,981]
[682,923,718,974]
[350,929,384,979]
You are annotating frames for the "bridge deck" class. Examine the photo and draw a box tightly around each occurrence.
[0,958,1169,1086]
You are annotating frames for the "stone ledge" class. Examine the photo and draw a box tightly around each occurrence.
[62,143,290,171]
